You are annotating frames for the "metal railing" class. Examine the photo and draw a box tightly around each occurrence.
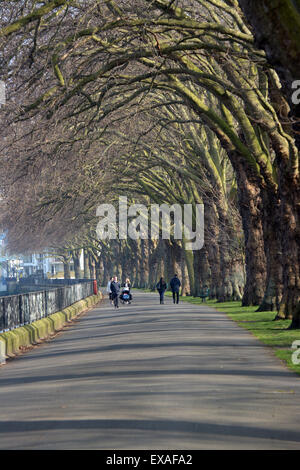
[0,280,94,332]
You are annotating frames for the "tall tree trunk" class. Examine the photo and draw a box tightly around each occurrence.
[148,239,156,290]
[95,258,101,286]
[140,239,149,288]
[230,259,244,301]
[63,256,71,280]
[217,231,233,302]
[102,254,109,286]
[192,249,201,297]
[192,247,211,297]
[266,125,300,326]
[113,240,122,281]
[258,188,283,311]
[134,240,141,287]
[182,236,194,296]
[100,258,105,286]
[72,250,82,279]
[163,240,181,288]
[206,203,221,300]
[163,240,174,288]
[276,174,300,326]
[235,159,267,306]
[120,242,130,282]
[83,249,90,279]
[216,202,234,302]
[180,248,190,296]
[148,239,160,290]
[199,247,211,290]
[89,254,96,280]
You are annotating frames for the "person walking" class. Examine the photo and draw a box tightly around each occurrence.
[121,277,132,303]
[106,276,113,304]
[123,278,131,290]
[156,277,167,304]
[170,273,181,304]
[200,285,210,302]
[110,276,121,308]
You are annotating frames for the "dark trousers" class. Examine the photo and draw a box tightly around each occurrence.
[159,291,165,304]
[172,291,179,304]
[112,293,119,307]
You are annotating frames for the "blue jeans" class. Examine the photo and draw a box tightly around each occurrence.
[159,291,165,304]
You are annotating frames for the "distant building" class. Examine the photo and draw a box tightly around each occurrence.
[0,233,84,279]
[21,252,80,278]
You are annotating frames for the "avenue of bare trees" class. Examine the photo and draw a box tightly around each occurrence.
[0,1,299,327]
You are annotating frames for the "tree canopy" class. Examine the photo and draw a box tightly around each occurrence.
[0,0,299,326]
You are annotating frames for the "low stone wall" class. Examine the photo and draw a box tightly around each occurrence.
[0,292,102,365]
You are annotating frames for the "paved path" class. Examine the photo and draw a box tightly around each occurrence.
[0,291,299,450]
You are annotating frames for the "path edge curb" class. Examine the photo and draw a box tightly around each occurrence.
[0,292,103,365]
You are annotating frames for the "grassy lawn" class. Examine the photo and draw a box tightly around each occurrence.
[164,292,300,376]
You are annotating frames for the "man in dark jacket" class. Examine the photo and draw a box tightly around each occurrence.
[156,277,167,304]
[170,273,181,304]
[110,276,121,308]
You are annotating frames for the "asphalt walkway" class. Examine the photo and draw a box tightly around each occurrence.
[0,291,299,449]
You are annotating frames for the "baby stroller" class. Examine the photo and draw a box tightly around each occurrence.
[120,287,132,304]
